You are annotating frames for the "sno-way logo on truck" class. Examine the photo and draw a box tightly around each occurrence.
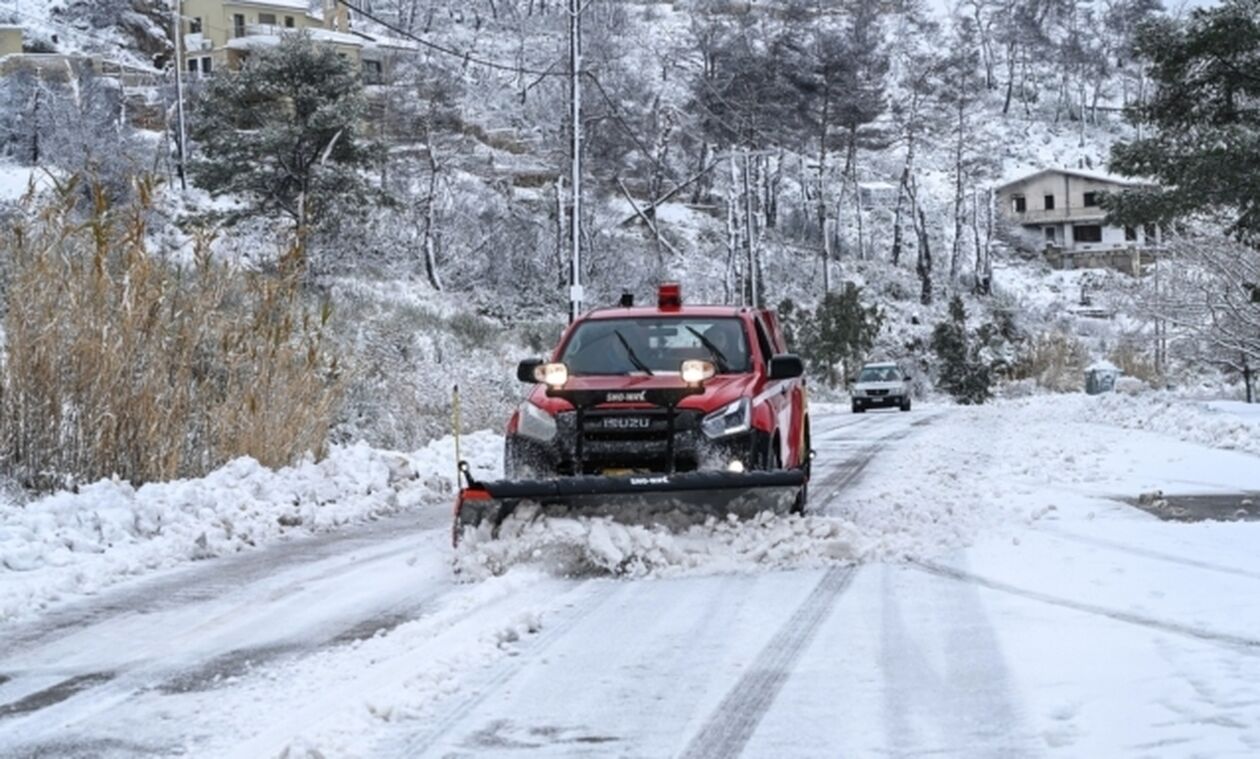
[605,391,647,403]
[630,476,670,486]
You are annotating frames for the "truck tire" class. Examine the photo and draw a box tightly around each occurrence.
[900,398,912,412]
[851,401,865,413]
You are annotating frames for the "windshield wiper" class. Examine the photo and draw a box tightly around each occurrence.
[686,326,731,373]
[613,329,654,376]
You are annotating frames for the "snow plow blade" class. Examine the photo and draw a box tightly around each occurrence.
[454,469,806,545]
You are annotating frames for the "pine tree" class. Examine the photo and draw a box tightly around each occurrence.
[799,282,884,386]
[1106,0,1260,243]
[189,33,382,240]
[931,295,992,404]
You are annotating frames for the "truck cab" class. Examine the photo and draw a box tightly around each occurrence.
[506,285,811,483]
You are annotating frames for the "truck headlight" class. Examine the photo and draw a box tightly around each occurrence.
[680,359,716,386]
[533,362,568,389]
[517,401,557,442]
[701,398,751,439]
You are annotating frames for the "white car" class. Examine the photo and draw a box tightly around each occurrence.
[851,362,912,413]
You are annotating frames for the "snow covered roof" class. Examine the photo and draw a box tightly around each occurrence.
[228,0,314,10]
[225,27,367,52]
[1087,360,1121,373]
[354,31,420,52]
[995,167,1152,191]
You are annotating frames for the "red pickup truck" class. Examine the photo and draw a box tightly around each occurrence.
[455,284,811,542]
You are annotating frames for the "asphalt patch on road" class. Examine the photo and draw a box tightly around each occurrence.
[6,736,170,758]
[156,644,295,694]
[1127,492,1260,522]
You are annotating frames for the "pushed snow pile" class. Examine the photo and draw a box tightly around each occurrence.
[1056,394,1260,459]
[0,431,501,623]
[454,510,863,579]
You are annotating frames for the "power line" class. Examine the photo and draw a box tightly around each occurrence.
[334,0,563,77]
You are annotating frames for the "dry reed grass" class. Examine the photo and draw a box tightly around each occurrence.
[0,176,343,489]
[1011,330,1090,392]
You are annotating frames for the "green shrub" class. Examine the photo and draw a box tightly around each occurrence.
[931,295,992,404]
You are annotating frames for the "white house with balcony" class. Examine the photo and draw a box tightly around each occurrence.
[995,167,1161,272]
[178,0,412,82]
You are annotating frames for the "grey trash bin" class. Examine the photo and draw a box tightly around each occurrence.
[1085,362,1120,395]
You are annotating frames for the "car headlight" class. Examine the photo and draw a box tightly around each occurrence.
[517,401,557,442]
[701,398,751,439]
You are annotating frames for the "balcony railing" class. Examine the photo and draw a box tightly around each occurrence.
[245,23,298,37]
[1011,207,1108,223]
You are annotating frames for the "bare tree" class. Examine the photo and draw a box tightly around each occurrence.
[1134,235,1260,401]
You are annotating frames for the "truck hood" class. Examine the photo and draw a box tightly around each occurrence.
[528,374,759,415]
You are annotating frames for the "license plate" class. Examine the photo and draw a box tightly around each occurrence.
[602,417,651,430]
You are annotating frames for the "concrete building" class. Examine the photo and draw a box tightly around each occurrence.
[996,168,1161,272]
[0,25,23,56]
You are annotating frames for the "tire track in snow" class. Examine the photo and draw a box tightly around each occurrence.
[0,511,441,655]
[912,560,1260,652]
[388,579,621,758]
[811,410,942,513]
[0,531,453,747]
[0,672,114,719]
[676,565,857,759]
[1037,526,1260,582]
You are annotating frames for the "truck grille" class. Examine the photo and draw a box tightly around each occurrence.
[579,409,700,440]
[555,409,705,474]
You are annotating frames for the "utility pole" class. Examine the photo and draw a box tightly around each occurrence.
[822,218,833,294]
[743,150,757,308]
[171,0,188,192]
[567,0,583,323]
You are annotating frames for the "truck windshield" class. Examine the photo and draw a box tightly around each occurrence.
[560,317,751,376]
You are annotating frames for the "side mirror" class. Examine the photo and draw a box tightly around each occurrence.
[768,354,804,380]
[517,358,543,383]
[904,375,912,382]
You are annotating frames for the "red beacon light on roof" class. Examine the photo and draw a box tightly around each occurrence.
[658,282,682,310]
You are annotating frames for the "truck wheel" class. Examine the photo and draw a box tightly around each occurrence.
[900,398,912,412]
[852,402,865,414]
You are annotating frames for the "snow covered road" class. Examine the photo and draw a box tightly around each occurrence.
[3,399,1260,757]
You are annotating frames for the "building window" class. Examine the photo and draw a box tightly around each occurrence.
[285,16,295,27]
[1083,191,1100,207]
[364,59,383,84]
[1012,195,1026,213]
[189,17,202,34]
[1044,194,1056,210]
[233,13,245,37]
[1074,224,1103,243]
[201,57,212,74]
[1044,227,1056,242]
[259,12,277,25]
[1125,226,1137,242]
[1144,224,1158,244]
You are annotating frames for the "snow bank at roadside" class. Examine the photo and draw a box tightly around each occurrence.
[1018,393,1260,459]
[0,431,501,623]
